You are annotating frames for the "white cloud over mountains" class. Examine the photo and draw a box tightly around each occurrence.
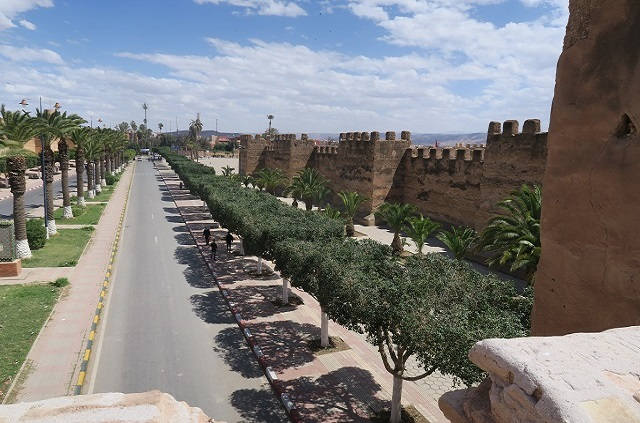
[0,0,52,31]
[0,0,569,133]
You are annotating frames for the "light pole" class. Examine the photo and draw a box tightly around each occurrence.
[267,114,274,137]
[142,103,148,149]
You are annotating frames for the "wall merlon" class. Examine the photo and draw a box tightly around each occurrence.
[371,131,380,141]
[301,133,308,141]
[401,131,411,141]
[523,119,541,134]
[502,120,519,136]
[385,131,396,141]
[488,121,502,135]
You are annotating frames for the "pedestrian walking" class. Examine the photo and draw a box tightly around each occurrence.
[225,231,234,253]
[210,240,217,261]
[203,226,211,245]
[179,181,183,190]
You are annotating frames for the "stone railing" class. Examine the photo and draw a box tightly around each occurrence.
[0,391,217,422]
[439,326,640,423]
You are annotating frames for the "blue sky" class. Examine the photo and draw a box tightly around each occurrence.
[0,0,568,133]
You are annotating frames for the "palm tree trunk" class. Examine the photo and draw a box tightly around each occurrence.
[44,147,56,235]
[305,199,313,211]
[392,232,403,254]
[8,155,31,259]
[106,155,112,177]
[346,219,355,237]
[94,159,102,193]
[59,139,73,218]
[100,155,106,186]
[76,146,85,207]
[87,162,95,198]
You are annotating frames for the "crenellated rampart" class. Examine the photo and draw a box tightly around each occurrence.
[239,120,547,229]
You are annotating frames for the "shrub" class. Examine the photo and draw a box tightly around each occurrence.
[105,173,119,185]
[52,277,69,287]
[26,219,46,250]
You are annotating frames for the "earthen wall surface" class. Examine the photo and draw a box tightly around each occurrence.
[532,0,640,335]
[240,124,547,229]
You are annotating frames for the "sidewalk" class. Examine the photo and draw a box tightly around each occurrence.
[5,164,134,403]
[0,267,72,286]
[159,163,453,422]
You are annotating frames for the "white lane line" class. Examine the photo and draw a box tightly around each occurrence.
[154,235,158,244]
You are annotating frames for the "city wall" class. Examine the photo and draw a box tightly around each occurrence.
[239,120,547,229]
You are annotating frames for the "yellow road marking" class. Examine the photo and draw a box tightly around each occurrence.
[93,315,99,324]
[89,331,95,340]
[84,349,91,361]
[77,371,86,386]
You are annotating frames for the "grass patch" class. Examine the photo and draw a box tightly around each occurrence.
[53,203,106,225]
[0,284,60,401]
[308,336,350,355]
[52,277,69,288]
[370,405,431,423]
[92,185,115,202]
[22,227,94,268]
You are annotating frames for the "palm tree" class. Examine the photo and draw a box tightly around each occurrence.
[241,175,253,188]
[480,184,541,283]
[289,168,327,211]
[84,130,103,199]
[158,122,163,133]
[221,165,235,177]
[375,202,417,254]
[254,168,286,195]
[189,117,203,160]
[70,128,89,206]
[0,105,37,258]
[33,108,83,235]
[322,204,342,220]
[338,191,367,237]
[403,214,440,255]
[437,226,477,260]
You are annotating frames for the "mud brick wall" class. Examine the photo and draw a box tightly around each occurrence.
[239,123,547,229]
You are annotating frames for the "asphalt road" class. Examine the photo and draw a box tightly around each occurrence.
[91,161,286,422]
[0,173,83,218]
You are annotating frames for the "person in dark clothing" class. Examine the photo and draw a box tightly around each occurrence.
[203,227,211,245]
[179,182,183,190]
[210,240,217,261]
[225,231,234,253]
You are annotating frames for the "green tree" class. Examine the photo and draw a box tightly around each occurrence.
[480,184,541,283]
[70,128,89,207]
[83,129,103,199]
[404,214,440,255]
[254,168,287,195]
[117,122,130,133]
[221,165,235,177]
[322,204,342,221]
[32,108,84,234]
[375,202,417,254]
[0,105,37,258]
[338,191,367,237]
[437,226,477,260]
[289,168,327,211]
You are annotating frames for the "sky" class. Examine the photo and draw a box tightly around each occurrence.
[0,0,569,134]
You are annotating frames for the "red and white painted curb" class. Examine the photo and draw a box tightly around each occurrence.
[158,167,303,423]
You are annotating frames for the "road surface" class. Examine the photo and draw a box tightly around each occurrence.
[91,161,286,422]
[0,173,83,218]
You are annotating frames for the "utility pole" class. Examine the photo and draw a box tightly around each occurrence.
[142,103,148,148]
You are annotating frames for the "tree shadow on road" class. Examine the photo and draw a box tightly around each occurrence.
[214,321,318,375]
[174,245,216,288]
[190,291,235,324]
[227,284,302,320]
[280,367,384,422]
[174,232,196,246]
[230,388,288,423]
[212,327,266,379]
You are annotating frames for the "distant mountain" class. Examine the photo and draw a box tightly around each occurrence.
[307,132,486,146]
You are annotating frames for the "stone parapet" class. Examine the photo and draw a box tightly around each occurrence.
[439,326,640,423]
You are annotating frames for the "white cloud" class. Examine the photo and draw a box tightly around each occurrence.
[0,0,53,30]
[19,19,37,30]
[0,45,63,64]
[194,0,306,17]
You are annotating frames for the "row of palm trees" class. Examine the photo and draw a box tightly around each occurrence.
[0,105,129,260]
[244,166,542,283]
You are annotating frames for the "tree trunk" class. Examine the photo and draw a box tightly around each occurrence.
[281,278,289,304]
[346,219,355,237]
[257,256,262,274]
[44,147,56,235]
[392,232,403,254]
[87,162,95,198]
[106,155,112,176]
[321,309,329,347]
[7,155,31,259]
[100,155,106,186]
[94,159,102,193]
[59,139,73,218]
[305,199,312,211]
[292,199,298,208]
[76,146,85,207]
[390,374,404,423]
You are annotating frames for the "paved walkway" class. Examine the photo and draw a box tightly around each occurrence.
[4,164,134,403]
[0,267,73,286]
[159,162,453,422]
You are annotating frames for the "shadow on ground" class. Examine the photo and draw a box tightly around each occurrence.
[190,291,235,325]
[230,388,289,423]
[174,245,216,288]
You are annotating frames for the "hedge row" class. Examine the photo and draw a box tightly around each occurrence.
[159,148,531,387]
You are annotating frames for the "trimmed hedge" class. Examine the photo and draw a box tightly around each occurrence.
[26,219,46,250]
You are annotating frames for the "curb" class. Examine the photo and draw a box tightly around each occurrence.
[158,163,302,423]
[73,164,135,395]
